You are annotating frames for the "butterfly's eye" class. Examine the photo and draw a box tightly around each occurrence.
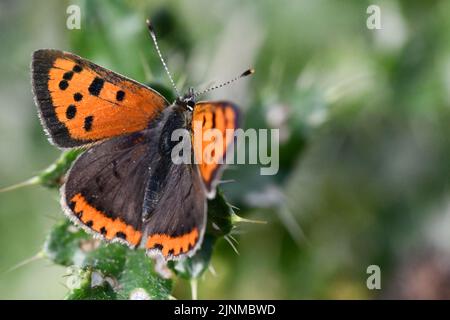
[187,100,195,108]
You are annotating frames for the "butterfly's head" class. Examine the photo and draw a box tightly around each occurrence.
[176,87,196,111]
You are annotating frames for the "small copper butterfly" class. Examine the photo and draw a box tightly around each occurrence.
[31,20,253,260]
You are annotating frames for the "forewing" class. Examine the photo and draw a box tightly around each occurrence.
[32,49,169,147]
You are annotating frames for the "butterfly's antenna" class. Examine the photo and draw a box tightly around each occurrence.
[194,68,255,98]
[146,19,180,97]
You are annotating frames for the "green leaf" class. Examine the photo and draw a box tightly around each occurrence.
[116,249,172,300]
[38,149,83,188]
[206,190,235,237]
[0,150,82,193]
[43,220,89,266]
[82,243,128,277]
[65,268,117,300]
[44,220,172,300]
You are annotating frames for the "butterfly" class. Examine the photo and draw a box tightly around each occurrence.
[31,20,253,260]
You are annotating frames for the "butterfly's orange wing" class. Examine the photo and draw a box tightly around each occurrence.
[192,101,240,198]
[32,49,169,148]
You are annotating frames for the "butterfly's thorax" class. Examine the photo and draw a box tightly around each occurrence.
[157,102,192,156]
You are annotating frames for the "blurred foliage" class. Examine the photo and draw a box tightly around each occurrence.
[2,0,450,299]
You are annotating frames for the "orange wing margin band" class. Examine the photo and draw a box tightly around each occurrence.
[146,228,199,257]
[70,193,142,246]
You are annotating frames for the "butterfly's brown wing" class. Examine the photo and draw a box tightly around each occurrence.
[32,49,169,148]
[62,130,158,247]
[192,101,240,198]
[143,162,206,259]
[142,107,207,259]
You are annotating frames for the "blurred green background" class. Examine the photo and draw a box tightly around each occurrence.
[2,0,450,299]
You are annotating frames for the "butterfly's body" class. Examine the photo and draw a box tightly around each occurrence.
[32,47,242,260]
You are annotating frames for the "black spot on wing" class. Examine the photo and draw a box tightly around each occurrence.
[63,71,74,80]
[151,244,163,250]
[88,77,104,96]
[211,111,216,129]
[59,80,68,90]
[84,116,93,131]
[66,105,77,119]
[116,90,125,101]
[73,65,82,73]
[69,200,76,211]
[116,232,127,239]
[74,92,83,101]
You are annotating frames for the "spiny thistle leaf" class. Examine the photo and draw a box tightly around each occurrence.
[117,250,172,300]
[206,190,235,237]
[44,220,172,300]
[0,150,82,193]
[64,268,117,300]
[43,220,89,266]
[38,149,83,188]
